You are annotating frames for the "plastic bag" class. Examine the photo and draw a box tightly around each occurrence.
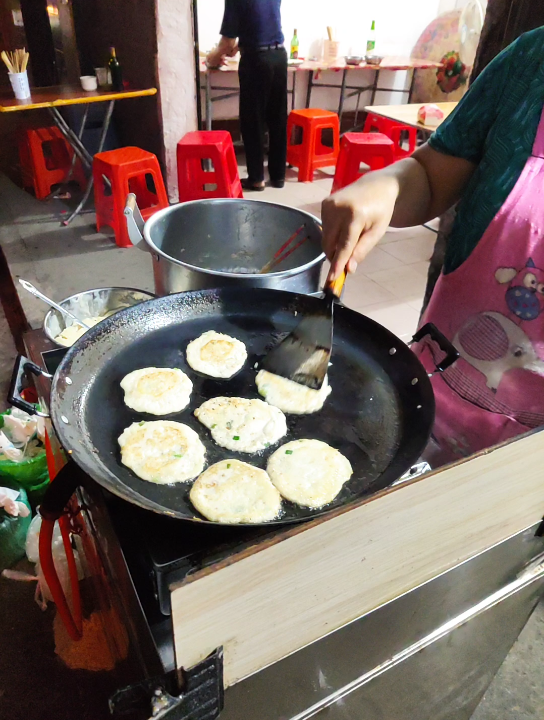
[24,514,82,605]
[3,512,82,610]
[0,409,50,507]
[0,484,32,572]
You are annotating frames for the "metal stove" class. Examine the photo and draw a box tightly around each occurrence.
[25,332,544,720]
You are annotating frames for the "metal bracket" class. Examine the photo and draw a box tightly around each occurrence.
[109,648,224,719]
[393,461,431,487]
[124,193,147,250]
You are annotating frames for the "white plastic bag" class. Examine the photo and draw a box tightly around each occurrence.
[3,514,82,610]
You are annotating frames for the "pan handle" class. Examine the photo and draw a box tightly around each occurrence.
[8,354,51,417]
[411,323,460,374]
[324,270,347,300]
[40,459,87,521]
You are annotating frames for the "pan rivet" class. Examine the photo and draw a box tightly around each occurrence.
[389,347,396,355]
[411,378,418,385]
[61,415,69,424]
[66,377,72,385]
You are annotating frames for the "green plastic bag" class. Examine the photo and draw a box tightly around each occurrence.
[0,452,48,483]
[0,483,32,572]
[0,410,49,508]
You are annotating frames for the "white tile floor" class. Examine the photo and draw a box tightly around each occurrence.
[0,162,435,344]
[240,162,435,341]
[2,171,543,720]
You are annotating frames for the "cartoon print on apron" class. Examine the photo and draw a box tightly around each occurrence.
[414,104,544,461]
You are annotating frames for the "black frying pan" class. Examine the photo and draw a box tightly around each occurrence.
[10,288,457,525]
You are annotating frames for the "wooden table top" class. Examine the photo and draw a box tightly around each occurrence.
[0,85,157,113]
[201,56,443,74]
[364,101,458,132]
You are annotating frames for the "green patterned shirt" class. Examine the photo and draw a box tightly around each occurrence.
[428,27,544,273]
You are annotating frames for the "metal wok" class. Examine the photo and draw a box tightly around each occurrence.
[10,288,457,525]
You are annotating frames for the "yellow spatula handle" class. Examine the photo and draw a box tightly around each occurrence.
[325,270,347,298]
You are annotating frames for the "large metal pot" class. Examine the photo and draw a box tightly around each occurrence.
[124,196,325,295]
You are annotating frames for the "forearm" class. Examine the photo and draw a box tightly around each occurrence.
[381,157,433,227]
[392,143,476,225]
[353,143,476,228]
[321,142,475,280]
[217,36,237,56]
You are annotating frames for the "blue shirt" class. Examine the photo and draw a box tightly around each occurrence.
[220,0,284,49]
[428,27,544,273]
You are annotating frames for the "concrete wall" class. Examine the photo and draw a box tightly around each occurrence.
[71,0,163,159]
[197,0,449,120]
[156,0,198,201]
[0,0,198,199]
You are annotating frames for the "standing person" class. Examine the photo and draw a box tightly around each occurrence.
[206,0,287,191]
[420,0,544,317]
[321,27,544,465]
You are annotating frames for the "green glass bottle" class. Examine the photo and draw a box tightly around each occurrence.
[290,29,299,60]
[366,21,376,54]
[108,46,123,92]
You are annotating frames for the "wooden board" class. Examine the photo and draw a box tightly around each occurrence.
[201,56,442,74]
[171,430,544,687]
[364,101,458,132]
[0,85,157,112]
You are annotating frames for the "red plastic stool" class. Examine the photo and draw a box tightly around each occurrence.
[93,147,168,248]
[176,131,242,202]
[331,133,395,194]
[287,109,340,182]
[363,112,417,160]
[19,127,86,200]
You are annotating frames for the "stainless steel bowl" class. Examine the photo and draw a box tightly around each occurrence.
[365,54,383,65]
[44,287,155,347]
[345,55,363,66]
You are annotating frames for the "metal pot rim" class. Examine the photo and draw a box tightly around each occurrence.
[43,286,156,346]
[142,198,326,279]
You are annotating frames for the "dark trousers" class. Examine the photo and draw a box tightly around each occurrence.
[238,47,287,183]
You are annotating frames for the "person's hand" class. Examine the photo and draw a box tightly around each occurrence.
[322,173,399,281]
[206,49,226,69]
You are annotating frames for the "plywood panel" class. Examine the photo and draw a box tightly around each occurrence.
[171,431,544,687]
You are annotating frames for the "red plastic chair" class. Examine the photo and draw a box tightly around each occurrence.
[287,109,340,182]
[19,127,86,200]
[176,131,242,202]
[331,132,395,194]
[363,112,417,160]
[93,147,168,248]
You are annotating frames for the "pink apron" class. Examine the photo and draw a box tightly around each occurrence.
[414,104,544,464]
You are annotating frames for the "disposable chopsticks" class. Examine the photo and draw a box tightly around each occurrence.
[1,48,29,74]
[259,224,310,274]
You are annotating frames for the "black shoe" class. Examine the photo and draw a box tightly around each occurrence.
[241,178,265,191]
[270,179,285,189]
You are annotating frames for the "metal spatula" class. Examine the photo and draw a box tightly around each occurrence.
[261,272,347,389]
